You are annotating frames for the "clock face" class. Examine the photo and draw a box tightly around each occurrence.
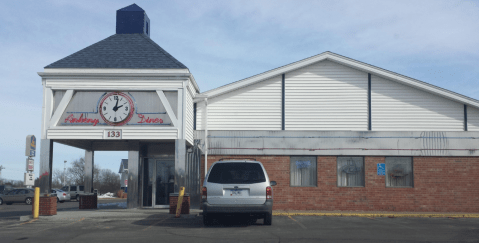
[99,92,135,126]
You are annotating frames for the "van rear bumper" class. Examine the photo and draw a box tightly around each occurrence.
[202,200,273,214]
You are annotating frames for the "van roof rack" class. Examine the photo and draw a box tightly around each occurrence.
[219,158,256,161]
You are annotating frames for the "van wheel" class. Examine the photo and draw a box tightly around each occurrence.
[25,197,33,205]
[264,212,272,225]
[0,198,3,205]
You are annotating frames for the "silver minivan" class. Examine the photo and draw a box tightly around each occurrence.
[202,159,277,225]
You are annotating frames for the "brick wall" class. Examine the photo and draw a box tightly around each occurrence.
[201,155,479,212]
[169,196,190,214]
[32,196,57,216]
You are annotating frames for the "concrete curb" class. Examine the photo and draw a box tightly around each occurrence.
[19,215,33,221]
[273,212,479,218]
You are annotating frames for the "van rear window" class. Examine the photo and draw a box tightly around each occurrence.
[207,163,266,184]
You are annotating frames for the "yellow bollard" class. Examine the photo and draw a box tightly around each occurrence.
[33,187,40,219]
[175,187,185,218]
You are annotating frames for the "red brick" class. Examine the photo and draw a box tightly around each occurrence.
[201,155,479,212]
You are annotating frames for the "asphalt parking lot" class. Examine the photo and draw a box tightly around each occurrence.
[0,198,126,224]
[1,207,478,243]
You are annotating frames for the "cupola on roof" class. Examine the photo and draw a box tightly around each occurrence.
[45,4,187,69]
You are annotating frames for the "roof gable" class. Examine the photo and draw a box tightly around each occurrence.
[45,34,187,69]
[200,52,479,109]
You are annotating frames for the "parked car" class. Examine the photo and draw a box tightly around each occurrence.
[0,185,14,194]
[0,188,35,205]
[61,185,85,201]
[51,189,71,203]
[202,159,277,226]
[60,185,85,201]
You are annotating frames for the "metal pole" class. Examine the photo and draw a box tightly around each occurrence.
[204,98,208,177]
[0,165,4,180]
[33,187,40,219]
[63,160,67,186]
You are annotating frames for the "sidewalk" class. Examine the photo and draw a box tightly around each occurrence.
[273,210,479,218]
[20,207,479,223]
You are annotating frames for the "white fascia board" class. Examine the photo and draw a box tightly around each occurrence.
[193,94,208,103]
[43,68,190,74]
[188,74,201,94]
[37,72,192,78]
[200,51,479,109]
[40,68,201,93]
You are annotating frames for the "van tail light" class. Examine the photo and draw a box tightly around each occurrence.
[63,193,66,196]
[266,186,272,199]
[202,187,207,200]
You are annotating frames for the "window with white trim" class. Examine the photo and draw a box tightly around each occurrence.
[337,157,365,187]
[290,156,317,187]
[386,157,413,187]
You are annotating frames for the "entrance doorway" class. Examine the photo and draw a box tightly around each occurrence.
[142,158,174,208]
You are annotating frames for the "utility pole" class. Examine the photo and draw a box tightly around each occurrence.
[0,165,4,181]
[64,160,67,186]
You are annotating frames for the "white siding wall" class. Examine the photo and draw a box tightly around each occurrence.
[371,75,464,131]
[206,76,282,130]
[196,100,206,130]
[467,106,479,131]
[185,84,194,144]
[285,60,368,130]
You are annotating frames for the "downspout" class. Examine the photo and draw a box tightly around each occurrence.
[204,98,208,177]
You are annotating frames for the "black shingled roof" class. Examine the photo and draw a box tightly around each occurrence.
[45,34,187,69]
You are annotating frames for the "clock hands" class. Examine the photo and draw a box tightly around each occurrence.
[113,99,119,112]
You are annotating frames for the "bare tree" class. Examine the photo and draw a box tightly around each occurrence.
[67,157,100,186]
[97,169,121,194]
[52,169,72,189]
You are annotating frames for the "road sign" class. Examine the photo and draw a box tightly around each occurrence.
[26,158,34,171]
[24,172,34,186]
[25,135,36,157]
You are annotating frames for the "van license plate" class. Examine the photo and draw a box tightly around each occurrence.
[230,189,242,196]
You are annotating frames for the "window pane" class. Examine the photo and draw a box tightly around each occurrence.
[71,186,77,191]
[207,163,266,184]
[290,156,317,187]
[79,186,84,191]
[337,157,365,187]
[386,157,413,187]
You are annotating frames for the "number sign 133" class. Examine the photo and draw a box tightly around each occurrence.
[104,130,122,139]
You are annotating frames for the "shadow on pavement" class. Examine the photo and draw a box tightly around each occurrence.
[132,213,265,228]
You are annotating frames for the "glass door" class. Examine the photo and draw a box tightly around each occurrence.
[155,160,175,206]
[143,158,174,208]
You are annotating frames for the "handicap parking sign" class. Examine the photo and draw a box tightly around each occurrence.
[377,163,385,176]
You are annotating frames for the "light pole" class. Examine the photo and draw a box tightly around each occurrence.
[0,165,4,181]
[63,160,67,186]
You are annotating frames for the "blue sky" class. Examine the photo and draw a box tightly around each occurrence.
[0,0,478,181]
